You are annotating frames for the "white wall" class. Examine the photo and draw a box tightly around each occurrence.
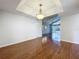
[0,10,42,47]
[61,13,79,44]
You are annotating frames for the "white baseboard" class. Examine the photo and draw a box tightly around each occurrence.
[0,36,41,48]
[61,40,79,44]
[0,37,79,48]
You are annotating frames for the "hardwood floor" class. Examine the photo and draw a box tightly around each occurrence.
[0,37,79,59]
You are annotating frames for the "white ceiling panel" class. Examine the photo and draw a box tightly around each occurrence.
[16,0,63,17]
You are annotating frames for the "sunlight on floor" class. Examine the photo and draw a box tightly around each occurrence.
[42,37,48,43]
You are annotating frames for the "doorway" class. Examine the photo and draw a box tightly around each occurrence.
[42,14,61,42]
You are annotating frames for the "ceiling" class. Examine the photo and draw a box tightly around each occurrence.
[0,0,79,17]
[16,0,63,17]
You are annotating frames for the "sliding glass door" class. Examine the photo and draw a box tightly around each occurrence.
[52,24,60,42]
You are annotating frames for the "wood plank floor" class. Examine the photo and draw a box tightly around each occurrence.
[0,37,79,59]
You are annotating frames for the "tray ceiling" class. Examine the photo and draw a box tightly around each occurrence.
[0,0,79,17]
[17,0,63,17]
